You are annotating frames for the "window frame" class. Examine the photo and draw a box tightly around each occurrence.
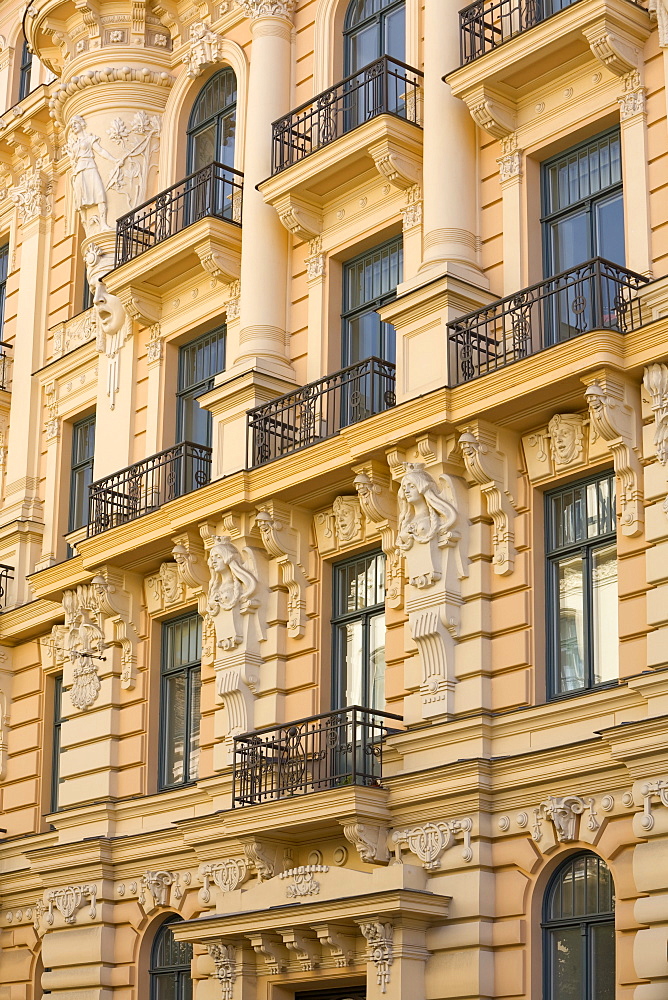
[186,68,238,173]
[331,549,386,710]
[341,236,403,367]
[18,37,33,103]
[149,916,193,1000]
[545,470,618,699]
[343,0,406,73]
[175,326,226,448]
[158,612,202,791]
[50,674,63,812]
[0,243,9,338]
[68,414,96,533]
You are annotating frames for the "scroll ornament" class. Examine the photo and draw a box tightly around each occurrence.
[459,427,517,575]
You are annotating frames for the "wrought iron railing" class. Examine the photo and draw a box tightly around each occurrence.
[87,441,212,536]
[447,258,648,386]
[459,0,580,62]
[0,341,12,391]
[0,564,13,609]
[115,161,243,266]
[247,356,396,467]
[233,706,403,807]
[272,56,423,174]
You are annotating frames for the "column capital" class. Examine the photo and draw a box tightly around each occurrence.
[237,0,295,23]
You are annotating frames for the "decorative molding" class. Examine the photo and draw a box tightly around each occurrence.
[314,496,364,554]
[199,859,250,903]
[184,21,223,78]
[44,381,59,441]
[392,818,473,868]
[0,652,11,780]
[52,308,96,358]
[584,374,643,535]
[242,839,283,880]
[91,569,140,689]
[226,279,241,320]
[540,795,600,842]
[640,779,668,830]
[368,136,421,190]
[357,920,393,993]
[464,88,516,139]
[583,20,641,77]
[236,0,295,21]
[206,535,260,651]
[354,463,401,608]
[208,943,236,1000]
[522,410,594,484]
[401,184,422,230]
[11,166,53,223]
[61,583,106,709]
[497,134,522,182]
[459,424,517,576]
[279,865,329,897]
[397,463,461,588]
[138,870,182,909]
[256,502,309,639]
[313,923,356,966]
[341,821,389,863]
[44,885,97,925]
[618,70,646,119]
[306,237,326,281]
[49,70,174,128]
[648,0,668,46]
[643,363,668,465]
[274,193,322,241]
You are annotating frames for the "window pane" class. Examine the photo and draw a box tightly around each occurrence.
[188,667,201,781]
[338,619,365,705]
[590,923,615,1000]
[384,5,405,61]
[548,209,589,274]
[556,554,585,692]
[153,973,177,1000]
[348,22,379,70]
[548,926,582,1000]
[592,542,618,685]
[190,124,217,172]
[594,192,625,266]
[163,673,187,785]
[369,612,386,709]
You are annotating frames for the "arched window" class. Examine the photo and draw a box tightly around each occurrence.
[149,917,193,1000]
[343,0,405,74]
[18,35,33,102]
[186,68,237,173]
[543,852,615,1000]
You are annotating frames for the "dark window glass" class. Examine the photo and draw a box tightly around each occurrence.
[69,415,96,532]
[546,471,617,696]
[82,281,93,312]
[342,237,402,366]
[150,917,193,1000]
[332,550,386,709]
[344,0,405,73]
[50,674,63,812]
[544,853,615,1000]
[0,243,9,337]
[176,327,226,447]
[18,38,33,102]
[160,615,202,789]
[187,69,237,172]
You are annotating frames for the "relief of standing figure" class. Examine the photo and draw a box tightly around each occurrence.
[66,116,117,233]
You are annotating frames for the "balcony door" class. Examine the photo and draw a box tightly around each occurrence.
[344,0,405,74]
[176,327,226,449]
[187,68,237,172]
[332,550,386,711]
[541,130,624,342]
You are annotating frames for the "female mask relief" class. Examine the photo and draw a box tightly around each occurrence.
[397,463,459,588]
[207,536,260,651]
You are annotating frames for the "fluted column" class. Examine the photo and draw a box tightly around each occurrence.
[234,0,295,379]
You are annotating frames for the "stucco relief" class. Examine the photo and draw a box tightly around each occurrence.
[61,584,106,710]
[397,463,459,589]
[522,410,598,484]
[459,424,518,576]
[314,495,364,553]
[207,535,260,651]
[392,818,473,869]
[353,463,402,608]
[183,21,223,78]
[92,281,132,410]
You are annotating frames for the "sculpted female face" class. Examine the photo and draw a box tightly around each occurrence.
[208,546,226,574]
[93,282,126,337]
[401,476,421,505]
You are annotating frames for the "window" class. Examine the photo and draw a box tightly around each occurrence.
[542,129,624,279]
[69,415,96,533]
[187,69,237,173]
[18,37,33,102]
[0,243,8,337]
[344,0,405,73]
[544,852,615,1000]
[160,614,202,789]
[176,327,226,448]
[342,237,402,366]
[82,281,93,312]
[546,471,618,696]
[50,674,63,812]
[332,550,386,709]
[150,917,193,1000]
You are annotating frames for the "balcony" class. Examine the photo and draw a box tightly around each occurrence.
[0,564,14,609]
[115,161,243,266]
[233,706,402,807]
[447,258,648,385]
[87,441,212,537]
[460,0,580,63]
[247,357,396,467]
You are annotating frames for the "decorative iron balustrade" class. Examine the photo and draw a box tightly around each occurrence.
[88,441,212,537]
[447,258,648,386]
[0,341,12,391]
[0,564,13,609]
[272,56,423,174]
[115,161,243,266]
[459,0,580,62]
[233,706,403,806]
[247,356,396,467]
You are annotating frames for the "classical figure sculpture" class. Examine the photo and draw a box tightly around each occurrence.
[397,463,458,587]
[207,536,259,650]
[92,281,128,409]
[547,413,586,466]
[66,116,116,233]
[332,495,362,543]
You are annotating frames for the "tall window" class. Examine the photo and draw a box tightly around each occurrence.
[160,614,201,789]
[332,551,386,709]
[176,327,226,448]
[0,243,9,338]
[50,674,63,812]
[186,69,237,172]
[544,853,615,1000]
[69,415,96,533]
[342,237,402,366]
[546,471,618,696]
[542,129,624,279]
[150,917,193,1000]
[344,0,405,73]
[18,37,33,102]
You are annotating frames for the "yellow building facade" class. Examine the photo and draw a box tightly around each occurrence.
[0,0,667,995]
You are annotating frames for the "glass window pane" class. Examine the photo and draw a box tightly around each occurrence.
[190,124,217,172]
[556,554,585,693]
[369,613,386,709]
[590,923,616,1000]
[592,542,618,685]
[384,5,405,61]
[338,619,365,705]
[594,192,625,266]
[548,210,590,274]
[548,926,582,1000]
[163,673,187,785]
[153,973,177,1000]
[188,667,201,781]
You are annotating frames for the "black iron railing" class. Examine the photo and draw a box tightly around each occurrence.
[459,0,580,62]
[248,356,396,467]
[447,258,648,386]
[115,162,243,266]
[272,56,423,174]
[0,342,12,391]
[0,564,13,609]
[233,706,402,806]
[87,441,212,536]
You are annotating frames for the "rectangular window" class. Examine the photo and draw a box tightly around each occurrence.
[0,243,9,338]
[69,415,96,532]
[18,38,33,102]
[176,327,226,448]
[160,614,202,789]
[546,472,618,697]
[332,551,386,709]
[51,674,63,812]
[342,237,402,366]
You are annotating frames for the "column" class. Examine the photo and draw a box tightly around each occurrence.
[234,0,295,378]
[618,72,652,276]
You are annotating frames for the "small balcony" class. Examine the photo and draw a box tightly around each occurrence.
[87,441,212,537]
[233,706,402,807]
[459,0,581,63]
[247,356,396,467]
[447,258,648,385]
